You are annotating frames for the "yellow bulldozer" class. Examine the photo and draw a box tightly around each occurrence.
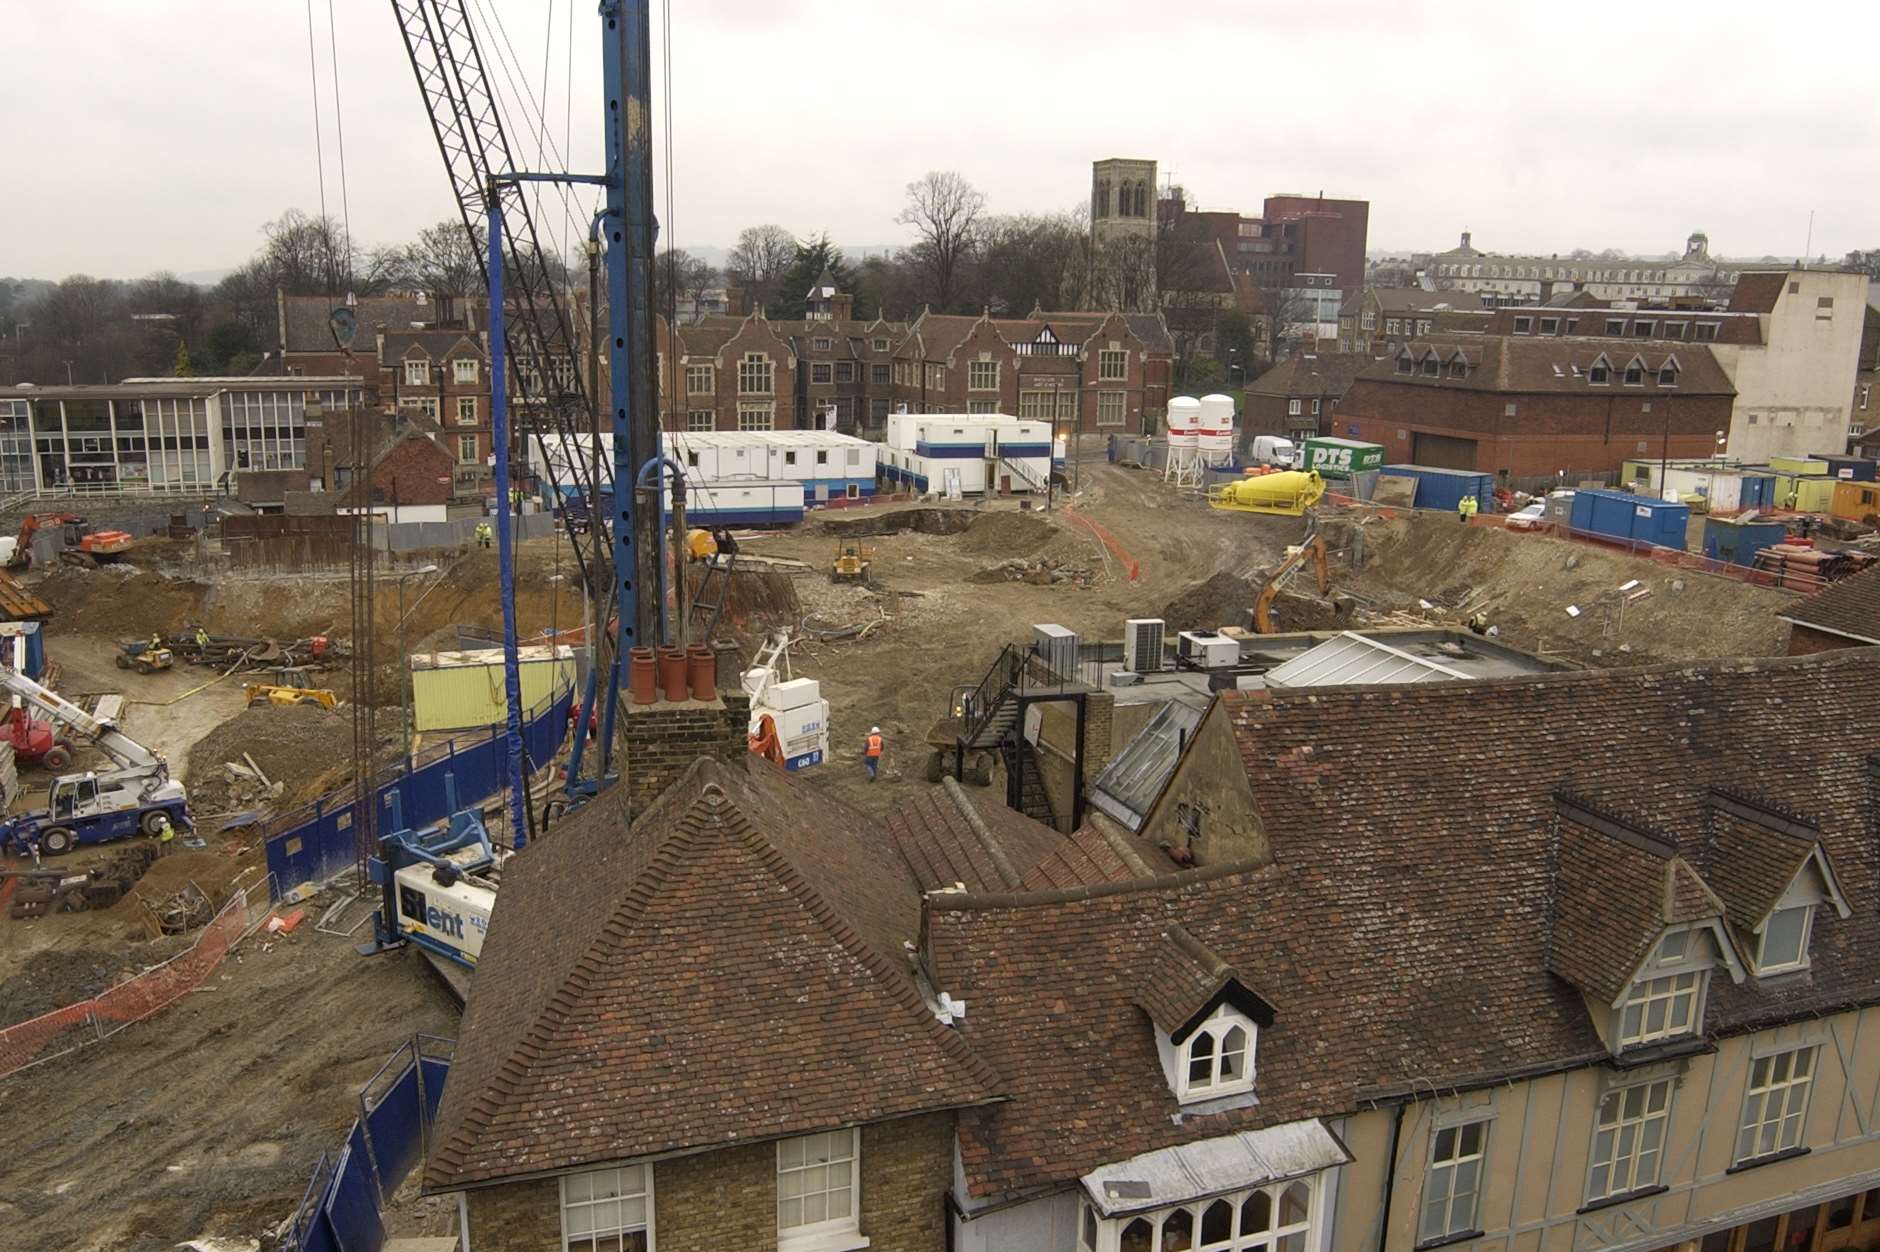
[243,666,339,711]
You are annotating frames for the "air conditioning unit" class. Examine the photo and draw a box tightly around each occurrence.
[1033,624,1077,678]
[1124,618,1165,674]
[1178,629,1240,670]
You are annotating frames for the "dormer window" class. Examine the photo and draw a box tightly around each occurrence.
[1657,364,1679,387]
[1395,353,1413,375]
[1419,354,1439,377]
[1448,358,1468,379]
[1588,358,1611,385]
[1623,359,1645,386]
[1616,928,1713,1049]
[1756,904,1813,973]
[1181,1004,1256,1101]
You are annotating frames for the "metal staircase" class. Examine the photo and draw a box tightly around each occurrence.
[955,642,1094,828]
[1000,737,1056,826]
[994,456,1050,494]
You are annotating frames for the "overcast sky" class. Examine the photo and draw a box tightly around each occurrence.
[5,0,1876,282]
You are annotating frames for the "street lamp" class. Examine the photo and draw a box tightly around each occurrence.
[395,563,441,756]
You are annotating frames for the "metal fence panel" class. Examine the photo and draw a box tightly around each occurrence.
[363,1065,424,1204]
[323,1129,386,1251]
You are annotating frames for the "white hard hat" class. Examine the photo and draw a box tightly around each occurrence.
[870,726,880,734]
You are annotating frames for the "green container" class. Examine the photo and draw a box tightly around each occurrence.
[1302,437,1385,479]
[1769,456,1829,476]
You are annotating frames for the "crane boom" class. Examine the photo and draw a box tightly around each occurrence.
[0,667,159,773]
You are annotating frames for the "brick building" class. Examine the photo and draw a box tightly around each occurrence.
[1243,352,1379,444]
[1852,295,1878,447]
[1338,334,1736,479]
[1337,287,1488,353]
[377,328,492,488]
[436,650,1880,1252]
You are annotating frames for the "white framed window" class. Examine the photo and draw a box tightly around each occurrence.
[1385,318,1402,335]
[456,434,478,464]
[560,1164,651,1252]
[1859,384,1870,411]
[686,363,714,395]
[778,1129,858,1248]
[1513,317,1533,334]
[452,358,479,385]
[1311,399,1321,414]
[1395,355,1413,375]
[927,364,947,391]
[1421,1120,1488,1244]
[1658,366,1679,388]
[738,353,773,395]
[401,396,441,421]
[1540,318,1559,335]
[1178,1003,1256,1102]
[1099,349,1128,381]
[1101,1177,1312,1252]
[872,337,889,351]
[811,362,833,385]
[1737,1046,1815,1163]
[1606,319,1626,336]
[1287,399,1302,416]
[686,410,714,432]
[456,396,478,425]
[1098,391,1126,428]
[968,400,999,415]
[403,359,430,386]
[1618,969,1702,1047]
[1588,363,1610,385]
[1416,319,1433,335]
[969,360,999,391]
[813,336,833,351]
[1756,904,1814,973]
[1587,1079,1671,1202]
[737,402,774,432]
[1360,311,1376,331]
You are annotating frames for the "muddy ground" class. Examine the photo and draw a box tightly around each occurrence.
[0,446,1805,1248]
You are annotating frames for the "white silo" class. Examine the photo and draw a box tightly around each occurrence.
[1165,395,1203,487]
[1198,393,1237,467]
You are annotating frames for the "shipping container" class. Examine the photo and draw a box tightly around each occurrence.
[410,645,578,732]
[1773,473,1838,514]
[1702,516,1789,567]
[1378,465,1495,513]
[1301,437,1384,479]
[1570,488,1691,549]
[1819,455,1878,482]
[1768,455,1830,477]
[1830,479,1880,523]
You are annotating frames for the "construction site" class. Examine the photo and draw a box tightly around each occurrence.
[0,433,1836,1248]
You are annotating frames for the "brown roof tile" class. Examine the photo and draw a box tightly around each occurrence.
[1778,565,1880,644]
[1361,335,1735,396]
[928,651,1880,1201]
[426,756,1000,1191]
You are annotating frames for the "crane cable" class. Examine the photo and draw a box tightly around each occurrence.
[326,0,355,291]
[302,0,332,295]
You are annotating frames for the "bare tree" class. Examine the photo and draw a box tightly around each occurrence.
[727,224,795,312]
[897,170,986,312]
[259,209,355,295]
[971,212,1090,314]
[655,247,720,323]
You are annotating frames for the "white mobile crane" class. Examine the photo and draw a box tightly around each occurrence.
[0,667,189,856]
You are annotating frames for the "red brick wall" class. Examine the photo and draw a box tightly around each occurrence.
[1264,196,1369,292]
[370,434,457,507]
[1786,623,1861,656]
[1341,378,1733,476]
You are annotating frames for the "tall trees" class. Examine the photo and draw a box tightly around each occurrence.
[771,235,857,321]
[972,213,1090,314]
[654,247,720,322]
[726,224,795,312]
[897,170,985,312]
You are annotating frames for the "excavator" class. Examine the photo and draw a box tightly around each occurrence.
[0,667,189,855]
[2,514,132,570]
[1250,531,1331,634]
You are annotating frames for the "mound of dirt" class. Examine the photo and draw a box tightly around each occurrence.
[1161,572,1259,632]
[184,703,357,815]
[29,566,212,639]
[959,510,1057,556]
[820,508,975,538]
[0,946,158,1028]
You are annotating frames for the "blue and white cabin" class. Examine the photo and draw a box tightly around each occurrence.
[880,412,1052,496]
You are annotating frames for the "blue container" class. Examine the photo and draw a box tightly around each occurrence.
[1703,516,1787,566]
[1820,456,1877,483]
[1379,465,1495,513]
[1570,488,1691,549]
[1738,474,1777,510]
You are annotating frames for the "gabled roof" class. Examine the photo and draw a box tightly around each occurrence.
[1370,287,1485,314]
[1548,794,1730,1004]
[928,651,1880,1202]
[283,293,444,354]
[426,756,1001,1192]
[1728,271,1791,314]
[888,777,1067,894]
[1777,564,1880,645]
[1133,924,1274,1041]
[1355,335,1735,396]
[378,329,484,365]
[1245,352,1379,399]
[1704,792,1852,940]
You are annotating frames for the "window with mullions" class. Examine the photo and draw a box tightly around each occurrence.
[738,353,773,395]
[1737,1047,1815,1163]
[778,1130,858,1247]
[560,1165,650,1252]
[1104,1178,1312,1252]
[1587,1079,1671,1202]
[1420,1120,1488,1243]
[969,361,999,391]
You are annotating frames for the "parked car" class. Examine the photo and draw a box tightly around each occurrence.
[1507,501,1547,530]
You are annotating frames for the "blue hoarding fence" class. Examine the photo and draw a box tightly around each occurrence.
[281,1034,455,1252]
[264,681,575,901]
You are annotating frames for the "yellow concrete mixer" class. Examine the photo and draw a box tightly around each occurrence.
[1206,469,1327,516]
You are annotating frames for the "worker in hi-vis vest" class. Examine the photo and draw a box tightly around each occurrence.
[474,520,493,548]
[1458,494,1479,524]
[864,726,884,781]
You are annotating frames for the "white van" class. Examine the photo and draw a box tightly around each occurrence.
[1251,436,1296,468]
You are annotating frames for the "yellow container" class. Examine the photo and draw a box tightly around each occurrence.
[410,645,577,731]
[1207,470,1327,516]
[1769,455,1828,476]
[1831,479,1880,523]
[1774,474,1837,513]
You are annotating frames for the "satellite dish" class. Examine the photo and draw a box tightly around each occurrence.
[329,306,358,349]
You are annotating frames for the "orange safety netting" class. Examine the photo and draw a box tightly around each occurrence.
[1062,505,1141,581]
[0,889,251,1079]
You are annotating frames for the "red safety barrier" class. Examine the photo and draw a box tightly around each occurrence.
[1062,505,1141,581]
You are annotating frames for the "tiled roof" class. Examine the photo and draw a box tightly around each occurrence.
[426,756,1000,1191]
[928,651,1880,1201]
[887,779,1066,894]
[1020,822,1147,891]
[1704,796,1824,936]
[1358,335,1735,396]
[1370,287,1485,313]
[1246,352,1380,399]
[283,294,442,353]
[377,329,484,364]
[1778,564,1880,644]
[1729,271,1790,314]
[1132,924,1247,1037]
